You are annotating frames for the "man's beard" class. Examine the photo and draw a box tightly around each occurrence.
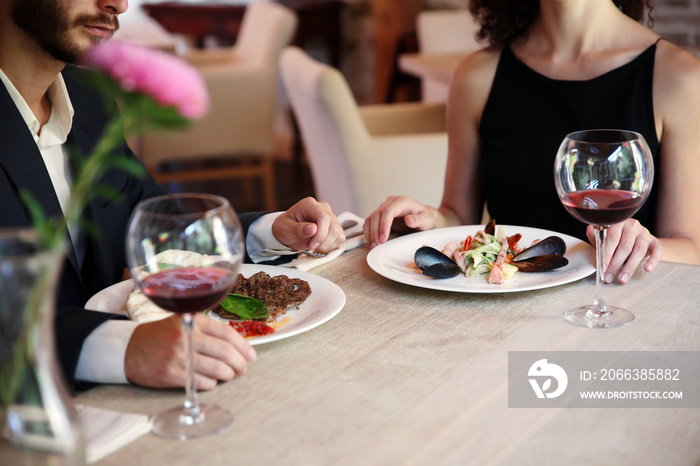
[11,0,119,64]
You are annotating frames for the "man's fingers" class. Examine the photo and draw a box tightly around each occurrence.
[125,314,254,389]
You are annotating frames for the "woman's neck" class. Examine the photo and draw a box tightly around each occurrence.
[512,0,654,80]
[532,0,624,57]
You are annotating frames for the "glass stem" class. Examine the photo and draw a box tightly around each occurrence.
[181,313,202,423]
[593,226,609,316]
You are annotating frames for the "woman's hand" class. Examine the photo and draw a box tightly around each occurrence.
[363,196,439,248]
[586,220,663,284]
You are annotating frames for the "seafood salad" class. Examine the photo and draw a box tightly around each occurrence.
[445,224,520,284]
[414,220,569,284]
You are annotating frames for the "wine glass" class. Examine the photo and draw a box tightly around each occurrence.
[125,193,243,439]
[554,129,654,328]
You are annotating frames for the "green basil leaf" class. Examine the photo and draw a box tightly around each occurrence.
[219,294,269,321]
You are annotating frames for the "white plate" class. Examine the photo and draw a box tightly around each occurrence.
[366,225,595,293]
[84,264,346,345]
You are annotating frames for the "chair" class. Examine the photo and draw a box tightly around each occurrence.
[280,46,448,217]
[416,9,482,102]
[136,2,298,211]
[111,16,181,53]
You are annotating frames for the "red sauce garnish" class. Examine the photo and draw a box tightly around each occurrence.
[229,319,275,338]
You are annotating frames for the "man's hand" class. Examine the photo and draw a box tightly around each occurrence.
[271,197,345,253]
[124,314,257,390]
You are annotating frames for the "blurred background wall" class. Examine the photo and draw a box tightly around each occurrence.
[651,0,700,45]
[118,0,700,212]
[122,0,700,106]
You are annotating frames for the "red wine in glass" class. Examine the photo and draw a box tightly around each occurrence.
[561,189,645,226]
[126,193,244,440]
[554,129,654,328]
[141,267,236,314]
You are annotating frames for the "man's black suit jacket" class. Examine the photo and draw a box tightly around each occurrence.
[0,65,266,390]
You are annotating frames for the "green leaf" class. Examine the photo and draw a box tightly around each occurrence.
[86,185,121,202]
[219,294,269,321]
[102,157,147,178]
[157,263,179,270]
[77,218,101,239]
[18,190,60,249]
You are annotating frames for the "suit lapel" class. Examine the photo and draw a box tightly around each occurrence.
[67,127,113,288]
[0,84,82,274]
[0,85,63,221]
[63,68,120,288]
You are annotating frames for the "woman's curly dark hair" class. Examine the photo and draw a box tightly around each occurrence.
[469,0,655,47]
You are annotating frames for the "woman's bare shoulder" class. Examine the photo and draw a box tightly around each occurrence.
[655,41,700,89]
[452,46,501,83]
[449,46,502,101]
[446,46,502,141]
[654,40,700,120]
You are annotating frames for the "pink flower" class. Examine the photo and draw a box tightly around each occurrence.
[83,41,209,119]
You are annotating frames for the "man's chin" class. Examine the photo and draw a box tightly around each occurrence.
[44,44,83,64]
[51,34,103,63]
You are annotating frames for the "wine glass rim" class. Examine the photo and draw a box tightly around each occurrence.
[136,193,232,217]
[0,227,38,242]
[0,228,41,258]
[565,129,645,143]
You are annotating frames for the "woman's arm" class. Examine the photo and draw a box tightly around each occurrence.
[363,48,500,247]
[597,41,700,284]
[651,41,700,264]
[441,47,501,225]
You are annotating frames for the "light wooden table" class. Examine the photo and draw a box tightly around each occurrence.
[80,245,700,465]
[398,52,466,102]
[399,52,465,85]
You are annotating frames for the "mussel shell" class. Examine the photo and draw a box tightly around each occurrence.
[511,254,569,273]
[484,218,496,236]
[421,262,463,278]
[512,236,567,262]
[414,246,461,279]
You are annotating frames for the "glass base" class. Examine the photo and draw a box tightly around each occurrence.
[564,305,635,329]
[151,403,233,440]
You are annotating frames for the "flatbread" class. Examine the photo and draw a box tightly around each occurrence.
[126,286,172,323]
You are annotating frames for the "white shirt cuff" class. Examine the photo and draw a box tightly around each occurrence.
[74,320,138,384]
[246,212,298,263]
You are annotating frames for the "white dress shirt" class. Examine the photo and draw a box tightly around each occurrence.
[1,68,296,384]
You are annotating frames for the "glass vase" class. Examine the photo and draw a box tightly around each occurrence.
[0,228,85,465]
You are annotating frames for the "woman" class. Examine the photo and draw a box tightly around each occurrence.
[363,0,700,284]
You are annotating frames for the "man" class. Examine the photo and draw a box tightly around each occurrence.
[0,0,345,391]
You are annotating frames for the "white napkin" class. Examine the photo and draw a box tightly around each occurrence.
[76,404,152,464]
[284,212,366,272]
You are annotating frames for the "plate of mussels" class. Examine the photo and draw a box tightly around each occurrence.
[366,224,595,293]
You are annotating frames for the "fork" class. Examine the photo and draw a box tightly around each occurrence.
[300,249,328,258]
[300,219,363,257]
[340,219,357,230]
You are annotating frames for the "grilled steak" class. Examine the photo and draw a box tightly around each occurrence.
[214,271,311,321]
